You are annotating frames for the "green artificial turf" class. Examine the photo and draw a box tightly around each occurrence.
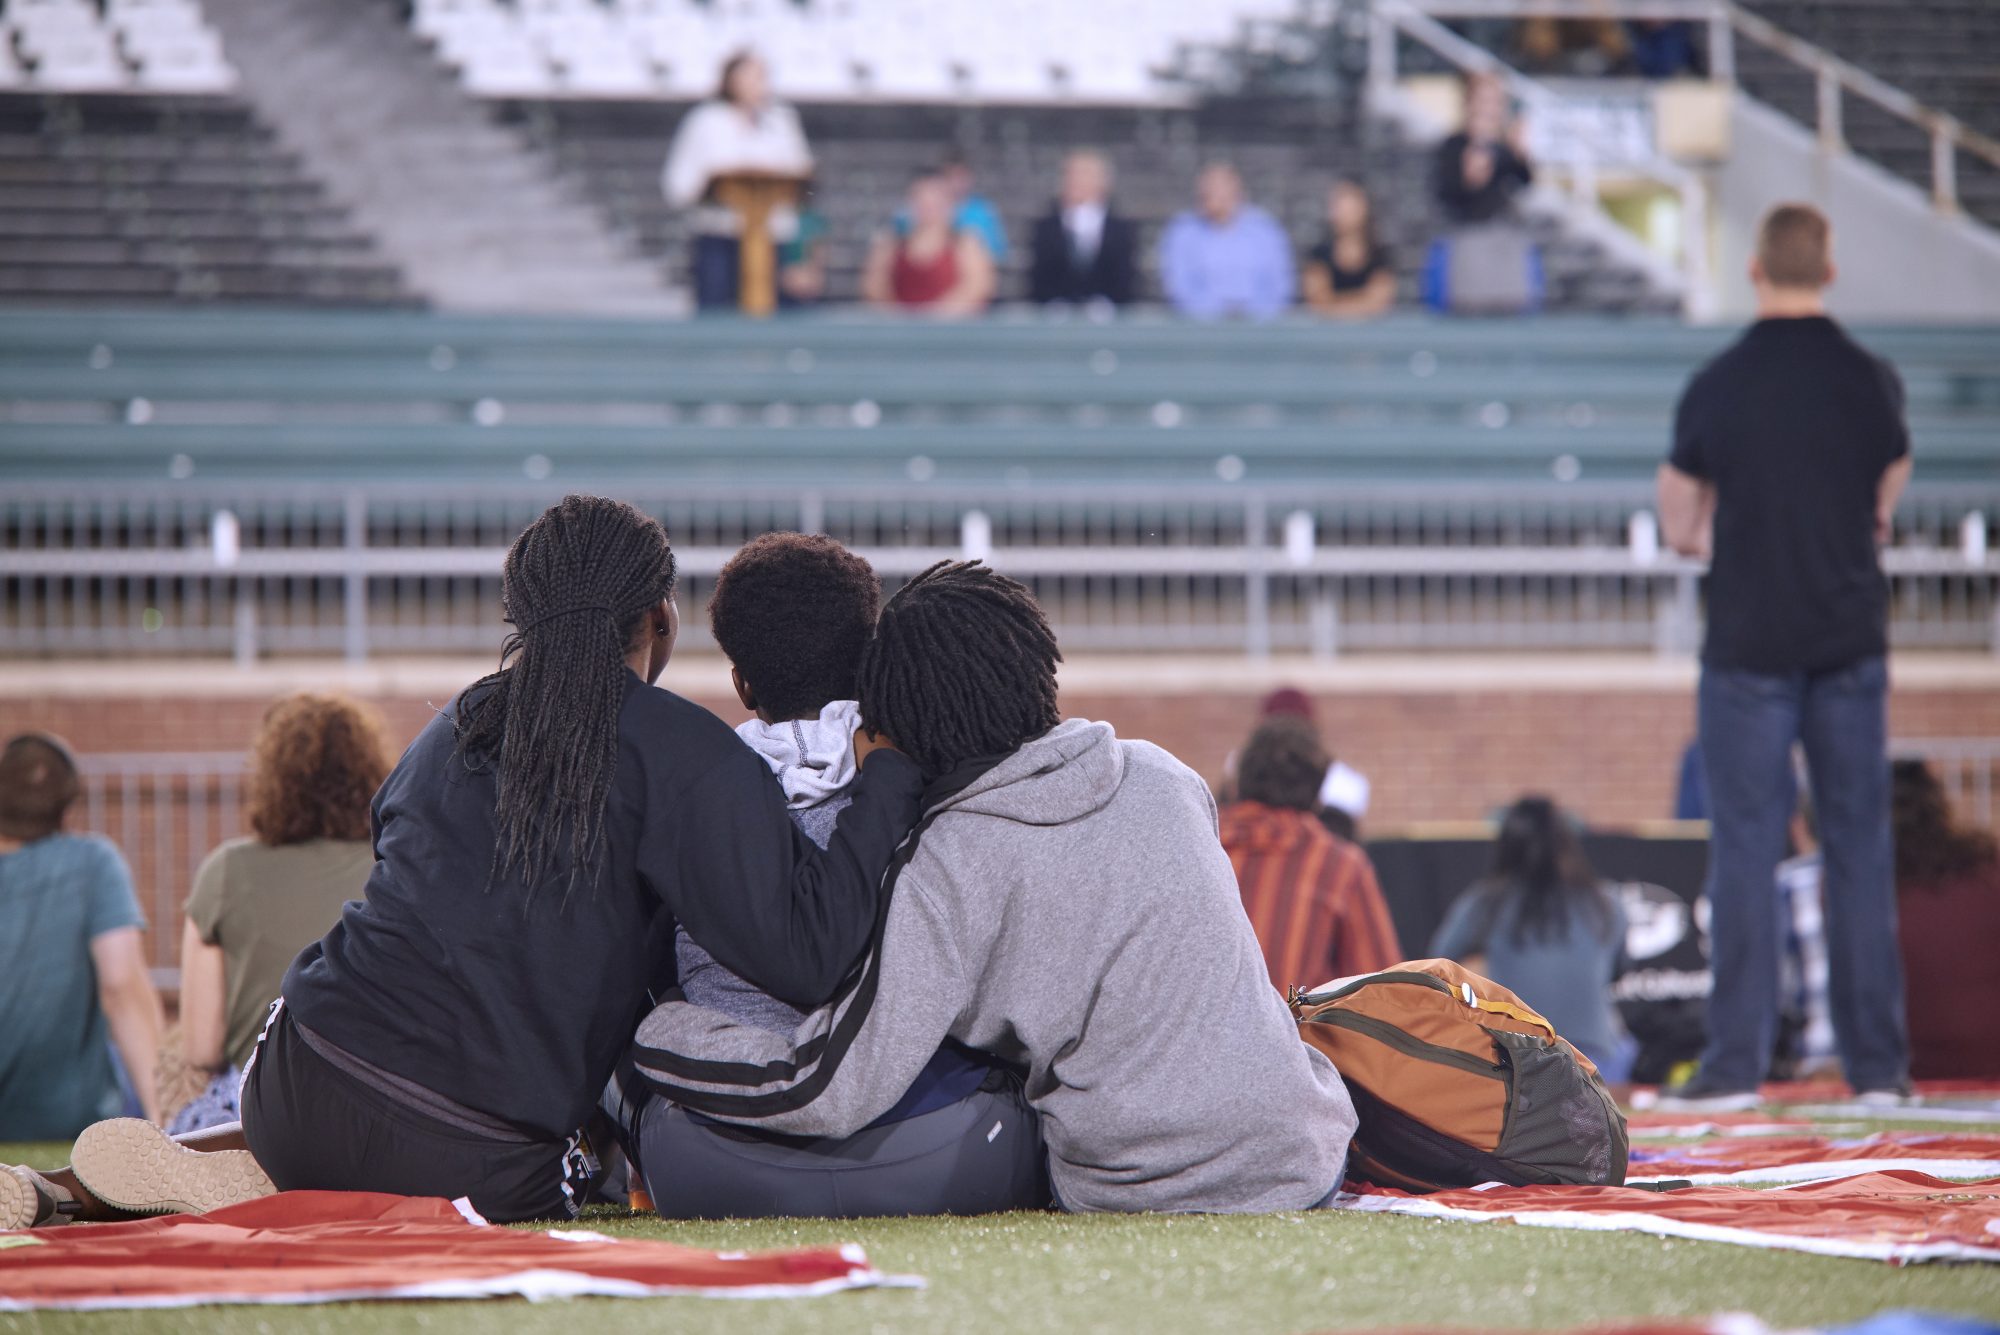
[4,1138,1998,1335]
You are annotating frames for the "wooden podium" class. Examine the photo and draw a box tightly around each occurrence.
[711,170,805,318]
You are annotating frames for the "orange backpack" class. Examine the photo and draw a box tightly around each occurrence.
[1293,958,1628,1193]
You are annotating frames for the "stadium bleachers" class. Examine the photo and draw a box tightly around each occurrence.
[409,0,1287,103]
[0,93,414,305]
[2,0,236,93]
[4,308,1995,658]
[504,95,1675,311]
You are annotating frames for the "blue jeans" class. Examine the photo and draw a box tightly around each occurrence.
[1695,655,1909,1091]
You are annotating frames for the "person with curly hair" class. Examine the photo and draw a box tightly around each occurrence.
[633,561,1357,1215]
[1891,760,2000,1079]
[167,695,392,1134]
[620,534,1047,1219]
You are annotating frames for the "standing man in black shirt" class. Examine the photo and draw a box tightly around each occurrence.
[1655,204,1914,1110]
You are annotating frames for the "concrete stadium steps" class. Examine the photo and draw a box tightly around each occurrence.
[195,0,681,315]
[500,95,1676,314]
[0,94,413,306]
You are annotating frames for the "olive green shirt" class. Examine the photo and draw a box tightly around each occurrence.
[185,838,373,1069]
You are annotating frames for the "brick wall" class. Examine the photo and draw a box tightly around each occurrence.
[8,662,1999,830]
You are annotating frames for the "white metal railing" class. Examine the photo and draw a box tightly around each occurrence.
[7,518,1997,660]
[73,751,247,987]
[1397,0,2000,219]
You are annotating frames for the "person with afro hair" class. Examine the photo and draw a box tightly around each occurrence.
[633,561,1358,1215]
[624,536,1048,1220]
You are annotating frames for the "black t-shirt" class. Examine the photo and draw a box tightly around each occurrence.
[1669,316,1909,675]
[282,672,923,1140]
[1305,236,1394,293]
[1434,133,1533,225]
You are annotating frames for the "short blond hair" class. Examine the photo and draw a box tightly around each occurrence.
[1756,203,1832,289]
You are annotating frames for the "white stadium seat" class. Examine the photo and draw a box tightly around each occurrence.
[25,28,131,90]
[405,0,1285,102]
[129,31,235,92]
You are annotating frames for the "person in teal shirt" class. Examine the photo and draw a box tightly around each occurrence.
[0,734,161,1139]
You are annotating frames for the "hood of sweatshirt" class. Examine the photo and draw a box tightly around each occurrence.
[734,700,861,808]
[932,718,1125,827]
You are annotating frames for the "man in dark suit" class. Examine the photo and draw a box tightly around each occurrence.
[1028,150,1138,307]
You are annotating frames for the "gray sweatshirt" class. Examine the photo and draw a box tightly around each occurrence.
[634,718,1357,1214]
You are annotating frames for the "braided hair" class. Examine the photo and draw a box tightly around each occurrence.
[857,560,1062,780]
[453,495,676,899]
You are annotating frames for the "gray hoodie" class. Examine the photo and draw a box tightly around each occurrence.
[634,718,1357,1214]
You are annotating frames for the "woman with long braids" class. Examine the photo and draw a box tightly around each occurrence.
[2,496,922,1229]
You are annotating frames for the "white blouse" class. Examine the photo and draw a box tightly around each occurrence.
[661,100,814,238]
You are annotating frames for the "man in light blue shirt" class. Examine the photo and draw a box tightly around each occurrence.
[1160,162,1295,320]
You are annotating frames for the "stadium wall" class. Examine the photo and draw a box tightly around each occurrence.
[5,657,1996,831]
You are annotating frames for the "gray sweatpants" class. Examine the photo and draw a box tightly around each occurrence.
[634,1074,1051,1220]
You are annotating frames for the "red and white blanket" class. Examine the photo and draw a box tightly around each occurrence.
[0,1191,909,1313]
[1338,1170,2000,1265]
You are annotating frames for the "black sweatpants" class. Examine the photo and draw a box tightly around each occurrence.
[240,1005,592,1224]
[632,1070,1051,1220]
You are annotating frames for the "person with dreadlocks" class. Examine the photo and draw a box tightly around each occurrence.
[631,561,1357,1214]
[613,533,1048,1218]
[6,497,923,1230]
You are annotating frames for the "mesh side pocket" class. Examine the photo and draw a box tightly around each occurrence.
[1489,1030,1629,1186]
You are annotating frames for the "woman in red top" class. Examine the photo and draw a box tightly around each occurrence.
[1891,760,2000,1079]
[862,171,995,317]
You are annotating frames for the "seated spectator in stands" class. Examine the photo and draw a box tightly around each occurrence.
[1513,18,1631,77]
[1891,760,2000,1079]
[1160,162,1296,321]
[896,149,1008,265]
[862,171,996,317]
[1434,71,1533,226]
[1302,180,1397,320]
[0,734,162,1139]
[617,534,1043,1219]
[1427,71,1541,313]
[1626,21,1704,79]
[1221,718,1401,993]
[777,179,830,308]
[632,562,1357,1215]
[1029,149,1138,309]
[169,695,389,1134]
[662,51,814,311]
[1430,796,1629,1077]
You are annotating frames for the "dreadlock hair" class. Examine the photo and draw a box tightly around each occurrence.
[452,495,676,900]
[857,560,1062,781]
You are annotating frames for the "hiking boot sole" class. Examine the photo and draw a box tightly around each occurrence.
[1,1165,41,1229]
[70,1119,275,1216]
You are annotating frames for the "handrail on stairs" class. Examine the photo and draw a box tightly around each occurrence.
[1390,0,2000,217]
